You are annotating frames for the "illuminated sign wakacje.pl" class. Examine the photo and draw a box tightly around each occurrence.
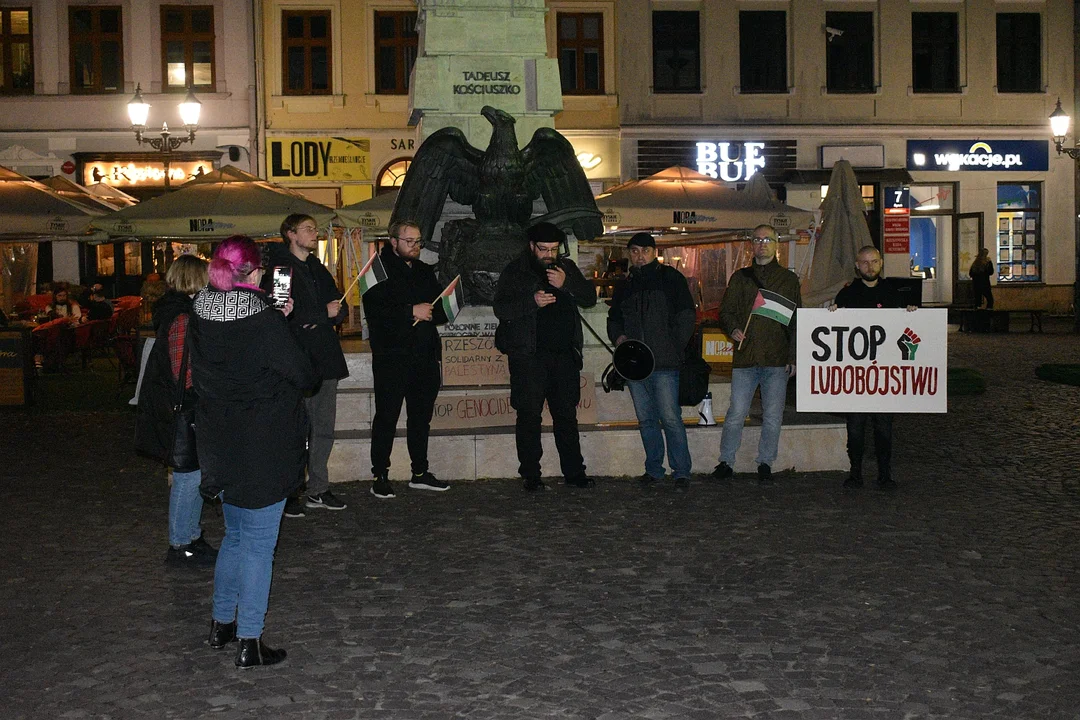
[696,142,766,181]
[906,140,1049,172]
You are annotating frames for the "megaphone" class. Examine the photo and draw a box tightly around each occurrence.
[612,339,654,381]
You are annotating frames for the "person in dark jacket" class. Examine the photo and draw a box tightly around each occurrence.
[493,222,597,491]
[713,224,801,485]
[192,235,317,669]
[607,233,697,490]
[830,245,916,490]
[152,255,215,568]
[363,219,450,499]
[969,246,995,309]
[263,214,349,517]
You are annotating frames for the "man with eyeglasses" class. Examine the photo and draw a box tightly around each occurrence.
[713,224,801,485]
[265,213,350,517]
[493,222,597,492]
[363,219,450,498]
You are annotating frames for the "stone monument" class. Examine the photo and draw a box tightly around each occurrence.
[395,0,602,304]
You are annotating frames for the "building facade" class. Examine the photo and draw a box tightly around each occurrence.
[615,0,1075,310]
[0,0,258,291]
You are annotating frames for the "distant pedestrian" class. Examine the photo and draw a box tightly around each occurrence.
[263,213,350,517]
[969,247,994,309]
[494,222,597,491]
[607,233,696,491]
[193,235,317,668]
[830,246,916,490]
[363,219,451,498]
[713,224,800,484]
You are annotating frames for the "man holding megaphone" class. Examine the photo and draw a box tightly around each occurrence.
[607,233,697,491]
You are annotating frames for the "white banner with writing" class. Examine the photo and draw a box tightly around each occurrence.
[796,308,947,414]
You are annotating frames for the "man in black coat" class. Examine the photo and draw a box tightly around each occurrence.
[263,214,350,516]
[830,245,917,490]
[493,222,597,491]
[363,220,450,498]
[607,233,697,491]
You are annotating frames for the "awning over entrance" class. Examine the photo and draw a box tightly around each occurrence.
[782,169,914,186]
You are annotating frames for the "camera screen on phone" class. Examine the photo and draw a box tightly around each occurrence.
[271,267,291,308]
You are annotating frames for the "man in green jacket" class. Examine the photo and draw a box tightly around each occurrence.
[713,224,801,484]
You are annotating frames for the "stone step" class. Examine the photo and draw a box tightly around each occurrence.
[327,411,847,482]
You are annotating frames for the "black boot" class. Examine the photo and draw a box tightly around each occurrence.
[207,620,237,649]
[235,637,287,668]
[843,460,863,489]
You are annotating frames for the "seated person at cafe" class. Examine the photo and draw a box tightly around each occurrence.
[46,286,83,323]
[85,287,113,321]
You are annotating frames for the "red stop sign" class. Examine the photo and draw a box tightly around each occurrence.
[62,160,75,174]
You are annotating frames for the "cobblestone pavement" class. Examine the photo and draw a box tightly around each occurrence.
[3,323,1080,719]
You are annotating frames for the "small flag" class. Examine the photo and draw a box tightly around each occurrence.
[750,289,796,326]
[357,252,387,295]
[437,275,464,324]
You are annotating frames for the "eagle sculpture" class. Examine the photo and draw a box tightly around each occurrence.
[390,105,604,303]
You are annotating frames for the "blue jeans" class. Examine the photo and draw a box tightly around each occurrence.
[168,469,204,547]
[719,365,789,467]
[629,369,692,479]
[212,499,286,638]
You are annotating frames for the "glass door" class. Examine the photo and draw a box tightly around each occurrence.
[954,213,983,306]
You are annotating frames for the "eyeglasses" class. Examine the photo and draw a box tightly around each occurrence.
[751,237,777,245]
[394,236,424,248]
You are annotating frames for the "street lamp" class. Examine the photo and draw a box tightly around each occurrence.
[126,84,201,189]
[126,84,201,152]
[1049,97,1080,332]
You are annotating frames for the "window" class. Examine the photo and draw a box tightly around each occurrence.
[912,12,958,93]
[282,10,331,95]
[377,159,411,193]
[69,6,123,94]
[653,11,699,94]
[739,11,786,94]
[558,13,603,95]
[161,6,215,92]
[0,9,32,94]
[374,11,417,95]
[996,183,1040,282]
[997,13,1040,93]
[825,11,873,94]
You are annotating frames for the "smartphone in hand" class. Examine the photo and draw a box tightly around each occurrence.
[270,266,292,309]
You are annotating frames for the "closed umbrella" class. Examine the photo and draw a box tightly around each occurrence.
[802,160,871,307]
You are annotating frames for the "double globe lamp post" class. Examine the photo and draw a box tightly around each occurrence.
[126,84,201,189]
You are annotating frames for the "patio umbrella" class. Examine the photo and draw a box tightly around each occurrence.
[83,182,140,209]
[595,166,814,234]
[42,176,118,213]
[91,165,337,240]
[336,188,399,231]
[0,165,107,240]
[801,159,871,307]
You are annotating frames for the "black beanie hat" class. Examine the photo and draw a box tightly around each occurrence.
[527,222,566,245]
[627,232,656,249]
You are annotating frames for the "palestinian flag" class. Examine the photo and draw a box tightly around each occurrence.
[357,252,387,295]
[750,289,796,326]
[437,275,464,323]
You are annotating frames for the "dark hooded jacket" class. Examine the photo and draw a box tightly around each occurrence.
[191,285,317,509]
[493,251,596,359]
[607,260,696,370]
[362,243,445,359]
[261,241,349,381]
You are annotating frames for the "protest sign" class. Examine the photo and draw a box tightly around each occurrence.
[796,308,947,413]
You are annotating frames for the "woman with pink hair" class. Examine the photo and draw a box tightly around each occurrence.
[191,235,316,668]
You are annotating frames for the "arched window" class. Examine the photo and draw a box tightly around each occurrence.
[376,158,411,195]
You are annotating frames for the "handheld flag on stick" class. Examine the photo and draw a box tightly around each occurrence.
[356,252,387,296]
[436,275,464,324]
[412,275,464,326]
[737,289,797,350]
